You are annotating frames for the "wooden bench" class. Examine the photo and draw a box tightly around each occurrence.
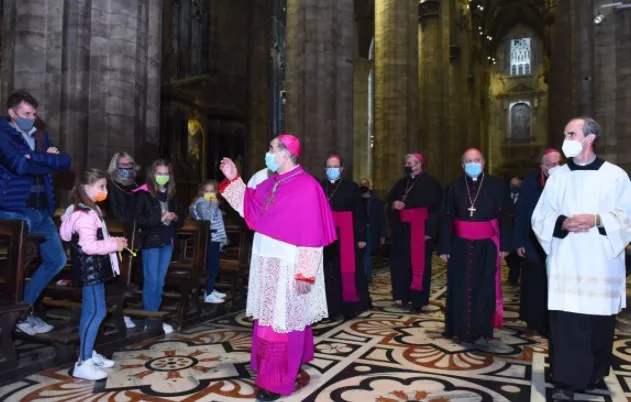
[218,219,251,307]
[163,220,210,329]
[37,220,163,342]
[0,219,32,370]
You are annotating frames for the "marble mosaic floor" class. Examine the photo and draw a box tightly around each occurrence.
[2,260,631,401]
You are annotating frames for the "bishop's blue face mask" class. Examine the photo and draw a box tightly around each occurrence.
[15,116,35,132]
[464,162,483,178]
[326,167,341,181]
[265,152,279,172]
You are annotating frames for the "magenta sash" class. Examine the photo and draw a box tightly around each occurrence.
[453,219,503,328]
[333,211,360,302]
[399,207,429,291]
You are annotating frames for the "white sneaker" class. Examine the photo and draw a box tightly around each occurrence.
[16,320,37,336]
[123,316,136,329]
[92,351,115,368]
[211,290,226,299]
[73,359,108,380]
[31,316,54,333]
[162,323,174,334]
[204,293,225,304]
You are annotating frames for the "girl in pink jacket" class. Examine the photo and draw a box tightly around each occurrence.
[59,168,127,381]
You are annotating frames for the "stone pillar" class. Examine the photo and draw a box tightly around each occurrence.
[548,0,631,171]
[352,58,370,182]
[373,0,419,193]
[247,0,272,175]
[284,0,354,179]
[418,0,442,181]
[0,0,162,183]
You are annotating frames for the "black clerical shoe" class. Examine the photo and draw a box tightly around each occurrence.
[256,389,281,401]
[551,388,574,401]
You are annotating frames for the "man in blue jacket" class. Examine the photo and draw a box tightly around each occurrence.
[0,91,71,335]
[514,148,562,336]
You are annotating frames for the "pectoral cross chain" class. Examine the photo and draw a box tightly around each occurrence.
[265,182,280,210]
[467,205,476,217]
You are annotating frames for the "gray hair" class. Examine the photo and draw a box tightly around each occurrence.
[107,152,140,184]
[276,137,299,164]
[574,116,601,148]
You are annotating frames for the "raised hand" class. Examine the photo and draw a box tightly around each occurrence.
[220,158,238,181]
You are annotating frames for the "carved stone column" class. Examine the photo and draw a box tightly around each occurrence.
[247,0,273,174]
[0,0,163,181]
[418,0,442,180]
[284,0,354,178]
[373,0,419,193]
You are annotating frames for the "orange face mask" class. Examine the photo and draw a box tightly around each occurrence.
[93,192,108,202]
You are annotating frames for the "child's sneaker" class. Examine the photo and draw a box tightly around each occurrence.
[73,359,108,380]
[92,351,115,368]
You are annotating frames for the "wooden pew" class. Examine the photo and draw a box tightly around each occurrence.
[164,220,210,329]
[218,219,251,307]
[38,220,170,343]
[0,220,32,370]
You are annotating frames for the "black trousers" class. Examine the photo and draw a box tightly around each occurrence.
[505,252,523,285]
[549,310,616,390]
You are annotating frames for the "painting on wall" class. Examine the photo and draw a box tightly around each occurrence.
[187,118,204,181]
[509,102,532,140]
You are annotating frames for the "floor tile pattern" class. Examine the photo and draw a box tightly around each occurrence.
[1,259,631,401]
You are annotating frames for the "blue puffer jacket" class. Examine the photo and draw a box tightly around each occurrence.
[0,117,71,215]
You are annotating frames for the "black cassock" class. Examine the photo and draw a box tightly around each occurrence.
[439,174,512,341]
[388,172,442,309]
[322,179,372,319]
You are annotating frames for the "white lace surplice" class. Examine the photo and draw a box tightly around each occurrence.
[222,178,328,333]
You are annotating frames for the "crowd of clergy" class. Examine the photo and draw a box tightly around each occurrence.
[221,115,629,401]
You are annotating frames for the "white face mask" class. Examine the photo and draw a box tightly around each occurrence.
[562,139,583,158]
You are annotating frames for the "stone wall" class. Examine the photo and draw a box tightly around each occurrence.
[0,0,162,186]
[486,25,549,178]
[548,0,631,172]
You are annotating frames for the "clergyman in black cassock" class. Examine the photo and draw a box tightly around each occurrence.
[388,153,442,312]
[439,148,513,343]
[321,155,372,320]
[514,149,562,336]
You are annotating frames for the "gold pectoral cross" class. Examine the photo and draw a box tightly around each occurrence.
[468,205,476,217]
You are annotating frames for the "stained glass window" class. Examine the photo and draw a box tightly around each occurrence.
[510,38,531,76]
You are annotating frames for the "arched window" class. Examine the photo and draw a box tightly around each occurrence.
[509,38,531,76]
[509,102,532,140]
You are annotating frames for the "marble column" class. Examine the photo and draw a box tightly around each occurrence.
[284,0,354,179]
[0,0,162,188]
[418,0,442,181]
[247,0,272,175]
[352,58,371,182]
[373,0,419,193]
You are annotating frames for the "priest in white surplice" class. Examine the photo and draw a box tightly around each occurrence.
[219,134,337,402]
[532,117,631,400]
